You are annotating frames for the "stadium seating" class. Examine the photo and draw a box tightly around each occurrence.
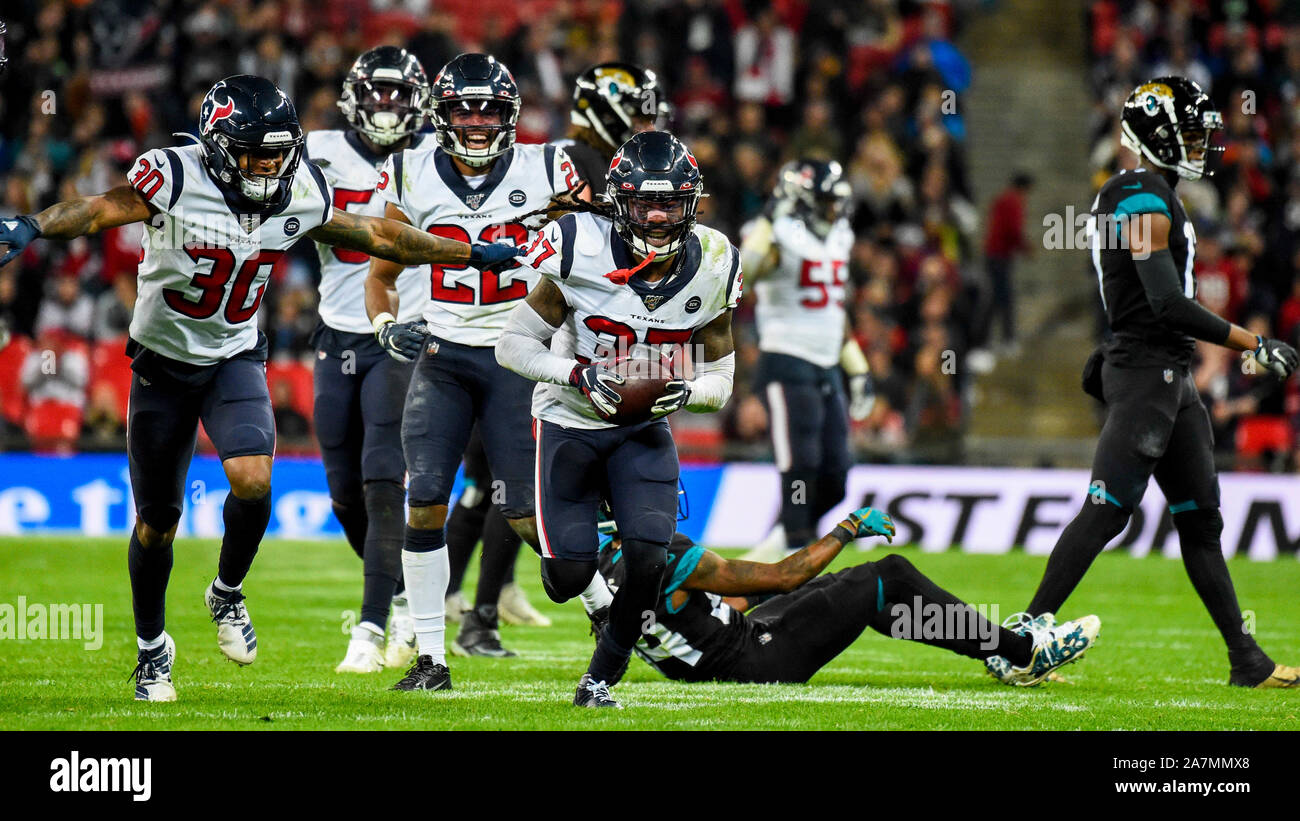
[89,336,133,423]
[0,335,33,428]
[24,398,83,453]
[1235,415,1293,460]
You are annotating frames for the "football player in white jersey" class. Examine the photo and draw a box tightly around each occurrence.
[739,159,874,557]
[0,75,521,702]
[363,53,585,691]
[305,46,433,675]
[497,131,742,708]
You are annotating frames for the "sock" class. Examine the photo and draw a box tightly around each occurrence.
[503,538,520,584]
[579,571,613,614]
[137,632,166,652]
[352,622,384,645]
[402,526,448,665]
[1175,510,1269,673]
[213,576,240,595]
[217,491,272,589]
[332,499,368,560]
[607,539,666,649]
[360,481,405,629]
[779,469,818,551]
[128,528,173,643]
[475,506,521,607]
[444,491,489,595]
[1026,501,1129,616]
[587,624,633,684]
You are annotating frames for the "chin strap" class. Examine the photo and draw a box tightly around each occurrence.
[604,250,656,285]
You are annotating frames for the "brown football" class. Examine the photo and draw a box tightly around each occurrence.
[605,354,679,425]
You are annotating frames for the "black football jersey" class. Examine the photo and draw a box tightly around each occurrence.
[1089,168,1198,367]
[598,533,752,681]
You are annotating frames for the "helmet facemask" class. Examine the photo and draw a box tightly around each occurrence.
[212,132,304,203]
[340,77,427,147]
[609,189,700,259]
[432,97,519,167]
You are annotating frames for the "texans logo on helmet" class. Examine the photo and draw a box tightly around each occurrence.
[203,96,236,135]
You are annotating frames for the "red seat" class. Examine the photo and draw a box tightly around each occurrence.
[266,360,315,422]
[90,336,133,421]
[25,399,83,453]
[1235,415,1293,457]
[0,335,33,426]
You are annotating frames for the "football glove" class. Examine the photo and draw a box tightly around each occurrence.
[0,215,41,267]
[469,240,526,272]
[569,363,623,420]
[651,379,691,418]
[375,318,431,363]
[841,507,895,543]
[847,373,876,421]
[1254,335,1299,379]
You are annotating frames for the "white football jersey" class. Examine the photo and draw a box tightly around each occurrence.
[306,129,427,331]
[520,212,742,429]
[376,142,579,347]
[754,215,852,368]
[128,143,333,365]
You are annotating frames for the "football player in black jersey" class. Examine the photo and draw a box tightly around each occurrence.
[559,63,669,189]
[995,77,1300,688]
[595,508,1100,687]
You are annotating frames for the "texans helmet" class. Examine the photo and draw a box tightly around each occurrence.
[606,131,703,259]
[571,63,670,153]
[429,53,520,167]
[776,159,853,237]
[198,75,305,207]
[1120,76,1223,181]
[338,46,430,147]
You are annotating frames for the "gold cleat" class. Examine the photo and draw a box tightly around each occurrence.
[1253,664,1300,688]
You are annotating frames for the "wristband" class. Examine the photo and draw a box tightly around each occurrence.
[830,524,856,546]
[371,312,396,334]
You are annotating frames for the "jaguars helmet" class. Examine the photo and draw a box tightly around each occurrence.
[198,75,305,207]
[571,63,670,153]
[1120,76,1223,181]
[429,53,520,167]
[338,46,430,147]
[607,131,703,259]
[776,159,852,237]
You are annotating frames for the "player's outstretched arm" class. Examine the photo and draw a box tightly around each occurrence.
[1,185,155,266]
[309,207,475,267]
[1130,212,1297,376]
[682,507,896,598]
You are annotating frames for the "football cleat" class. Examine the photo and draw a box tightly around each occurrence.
[499,582,552,627]
[130,633,176,702]
[1242,664,1300,689]
[986,612,1100,687]
[385,595,417,669]
[391,655,452,691]
[452,605,517,658]
[444,590,471,625]
[205,583,257,665]
[336,624,385,673]
[573,673,621,709]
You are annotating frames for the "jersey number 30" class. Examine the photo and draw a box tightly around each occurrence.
[163,248,282,323]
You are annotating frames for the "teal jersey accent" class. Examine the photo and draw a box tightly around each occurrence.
[1114,192,1171,218]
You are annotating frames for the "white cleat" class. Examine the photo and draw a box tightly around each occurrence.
[385,595,417,670]
[132,633,177,702]
[986,612,1100,687]
[204,583,258,665]
[336,624,385,673]
[498,582,552,627]
[444,590,471,624]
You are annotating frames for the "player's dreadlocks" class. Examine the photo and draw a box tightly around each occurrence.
[515,181,616,226]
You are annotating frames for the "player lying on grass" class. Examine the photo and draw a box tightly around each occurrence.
[590,507,1099,699]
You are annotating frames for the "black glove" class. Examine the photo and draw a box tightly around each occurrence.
[375,319,431,363]
[0,215,42,267]
[1254,335,1299,379]
[469,241,526,272]
[569,363,623,420]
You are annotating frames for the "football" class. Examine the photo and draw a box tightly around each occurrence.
[604,353,680,425]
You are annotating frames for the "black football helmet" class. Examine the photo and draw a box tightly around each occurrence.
[0,21,8,78]
[776,159,853,237]
[338,46,430,148]
[571,63,670,154]
[1120,76,1223,181]
[607,132,703,259]
[429,53,520,167]
[198,75,305,206]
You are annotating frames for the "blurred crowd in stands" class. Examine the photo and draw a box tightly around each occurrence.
[1088,0,1300,472]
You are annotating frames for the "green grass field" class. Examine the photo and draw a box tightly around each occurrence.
[3,535,1300,730]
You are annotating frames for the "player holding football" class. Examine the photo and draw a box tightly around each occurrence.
[0,75,520,701]
[364,53,584,691]
[739,159,874,557]
[596,508,1100,686]
[559,62,669,188]
[305,46,434,674]
[497,130,741,708]
[991,77,1300,688]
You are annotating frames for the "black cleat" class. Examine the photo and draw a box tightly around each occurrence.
[452,604,517,658]
[390,655,452,691]
[573,673,622,708]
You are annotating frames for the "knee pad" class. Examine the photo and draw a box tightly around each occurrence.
[138,504,181,535]
[1075,498,1132,543]
[363,480,406,520]
[540,557,599,604]
[872,552,914,581]
[1173,507,1224,550]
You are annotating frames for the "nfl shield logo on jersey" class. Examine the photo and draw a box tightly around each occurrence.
[641,294,666,311]
[465,192,486,210]
[1163,368,1174,383]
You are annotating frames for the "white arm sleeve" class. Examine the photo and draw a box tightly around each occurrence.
[685,352,735,412]
[495,302,577,386]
